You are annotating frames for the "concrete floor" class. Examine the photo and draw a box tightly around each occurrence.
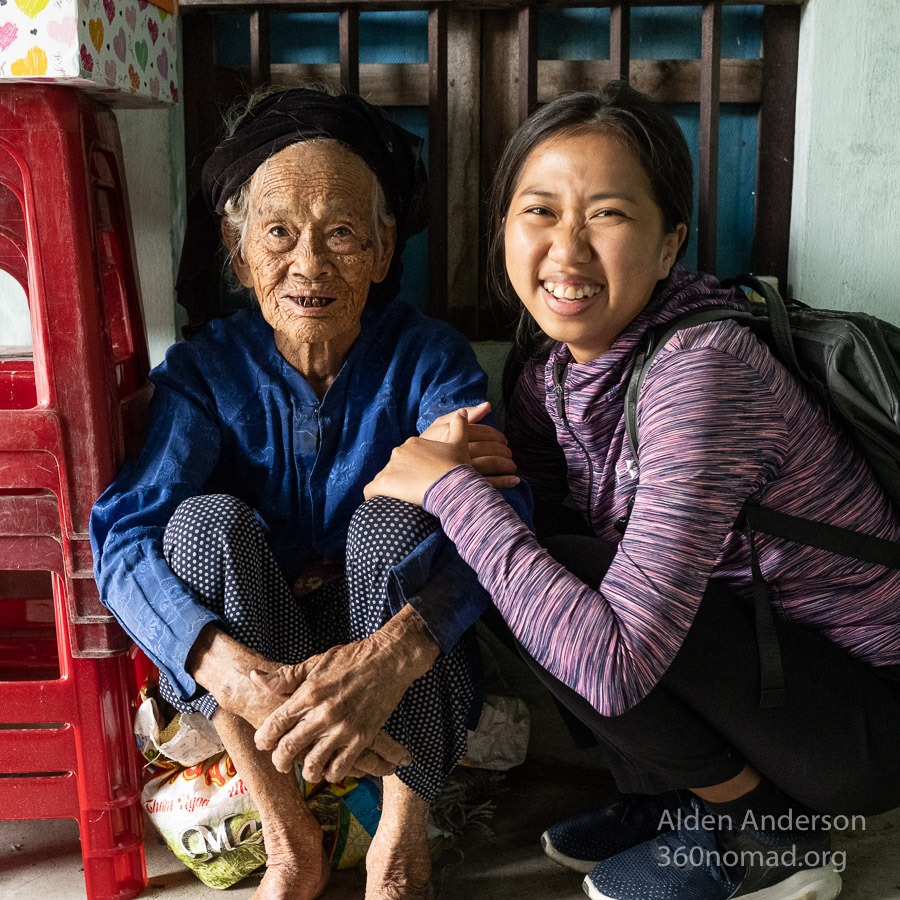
[3,763,900,899]
[3,639,900,899]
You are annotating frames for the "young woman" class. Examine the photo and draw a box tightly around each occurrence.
[364,82,900,900]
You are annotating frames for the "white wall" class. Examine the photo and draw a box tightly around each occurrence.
[0,270,30,348]
[790,0,900,324]
[116,103,185,366]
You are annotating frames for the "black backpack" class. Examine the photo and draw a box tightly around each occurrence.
[623,275,900,706]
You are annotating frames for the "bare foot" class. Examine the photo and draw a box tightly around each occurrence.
[365,775,432,900]
[364,821,431,900]
[254,816,330,900]
[213,709,331,900]
[253,844,330,900]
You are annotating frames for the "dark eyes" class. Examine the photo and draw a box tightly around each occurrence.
[264,225,356,241]
[522,207,625,220]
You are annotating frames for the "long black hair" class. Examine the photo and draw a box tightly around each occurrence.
[489,81,694,406]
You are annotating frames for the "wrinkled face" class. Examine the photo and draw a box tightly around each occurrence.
[503,129,686,363]
[228,141,395,359]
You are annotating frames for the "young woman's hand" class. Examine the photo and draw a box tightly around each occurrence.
[365,408,474,506]
[421,401,518,489]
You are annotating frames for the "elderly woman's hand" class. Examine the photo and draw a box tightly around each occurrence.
[252,605,439,782]
[187,625,286,728]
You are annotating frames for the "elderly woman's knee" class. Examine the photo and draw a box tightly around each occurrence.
[346,496,440,570]
[164,494,262,557]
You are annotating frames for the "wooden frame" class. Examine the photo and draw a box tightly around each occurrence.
[179,0,801,338]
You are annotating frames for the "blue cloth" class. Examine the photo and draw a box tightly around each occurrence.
[90,300,530,701]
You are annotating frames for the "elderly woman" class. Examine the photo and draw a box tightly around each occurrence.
[90,88,521,900]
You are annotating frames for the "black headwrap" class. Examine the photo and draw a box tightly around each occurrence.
[176,89,428,331]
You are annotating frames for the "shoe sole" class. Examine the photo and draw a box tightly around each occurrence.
[733,867,843,900]
[540,831,596,874]
[581,866,842,900]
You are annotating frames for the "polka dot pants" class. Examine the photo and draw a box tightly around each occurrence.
[157,493,475,803]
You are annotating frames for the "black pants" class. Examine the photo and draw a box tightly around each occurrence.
[517,533,900,817]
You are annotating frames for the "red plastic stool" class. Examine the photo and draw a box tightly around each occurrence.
[0,537,146,900]
[0,84,151,897]
[0,85,152,655]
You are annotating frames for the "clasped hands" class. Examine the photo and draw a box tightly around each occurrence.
[365,399,519,505]
[218,403,514,783]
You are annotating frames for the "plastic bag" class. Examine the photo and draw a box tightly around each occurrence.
[138,680,381,889]
[462,692,530,771]
[135,694,224,766]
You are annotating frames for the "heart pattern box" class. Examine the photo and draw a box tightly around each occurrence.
[0,0,178,107]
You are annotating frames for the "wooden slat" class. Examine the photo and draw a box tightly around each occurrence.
[428,7,449,322]
[518,6,538,122]
[259,58,763,107]
[610,2,631,81]
[181,12,219,198]
[539,58,761,104]
[249,10,271,86]
[339,7,360,94]
[698,1,722,275]
[479,10,522,173]
[445,8,482,337]
[268,62,427,104]
[754,4,800,292]
[480,9,524,338]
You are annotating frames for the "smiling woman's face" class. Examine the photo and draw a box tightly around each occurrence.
[504,128,686,363]
[228,140,395,372]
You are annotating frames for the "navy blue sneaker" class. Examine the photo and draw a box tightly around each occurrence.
[540,791,689,873]
[582,799,843,900]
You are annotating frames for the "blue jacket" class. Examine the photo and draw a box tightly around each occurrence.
[90,301,529,701]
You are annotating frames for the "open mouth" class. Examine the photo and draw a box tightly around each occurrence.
[285,295,337,309]
[542,281,602,301]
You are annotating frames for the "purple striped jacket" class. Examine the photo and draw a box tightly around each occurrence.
[424,267,900,716]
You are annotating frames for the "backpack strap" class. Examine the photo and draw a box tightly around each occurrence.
[738,502,900,568]
[745,526,787,708]
[721,274,802,373]
[624,304,784,709]
[721,278,900,568]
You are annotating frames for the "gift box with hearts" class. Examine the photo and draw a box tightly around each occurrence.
[0,0,178,107]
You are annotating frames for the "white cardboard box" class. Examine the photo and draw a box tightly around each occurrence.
[0,0,178,107]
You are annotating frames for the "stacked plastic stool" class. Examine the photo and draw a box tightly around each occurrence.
[0,84,154,899]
